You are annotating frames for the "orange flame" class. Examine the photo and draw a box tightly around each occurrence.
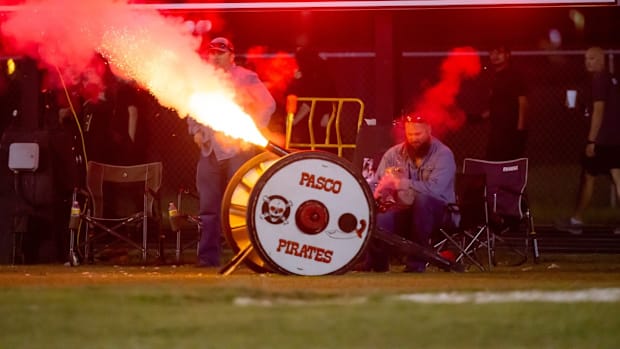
[188,92,268,147]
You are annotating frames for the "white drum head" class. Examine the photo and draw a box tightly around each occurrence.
[247,151,375,275]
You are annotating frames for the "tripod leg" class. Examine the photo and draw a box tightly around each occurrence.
[68,228,80,266]
[373,228,464,272]
[219,245,253,276]
[528,210,540,263]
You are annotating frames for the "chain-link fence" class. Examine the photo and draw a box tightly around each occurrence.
[149,49,619,226]
[401,50,619,225]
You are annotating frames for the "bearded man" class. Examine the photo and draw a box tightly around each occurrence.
[366,115,456,273]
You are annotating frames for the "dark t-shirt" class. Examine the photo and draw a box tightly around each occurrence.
[485,66,528,161]
[82,81,148,165]
[489,66,527,134]
[591,71,620,146]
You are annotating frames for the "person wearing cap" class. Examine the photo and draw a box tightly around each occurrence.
[482,44,529,161]
[364,115,456,272]
[187,37,276,267]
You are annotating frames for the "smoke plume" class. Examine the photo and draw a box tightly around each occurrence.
[1,0,234,119]
[411,46,481,138]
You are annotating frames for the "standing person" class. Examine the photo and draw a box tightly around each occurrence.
[483,45,529,161]
[78,53,146,166]
[285,46,337,145]
[365,115,456,273]
[188,37,276,267]
[561,46,620,234]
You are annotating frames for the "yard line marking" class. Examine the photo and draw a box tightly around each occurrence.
[232,288,620,307]
[233,297,368,307]
[396,288,620,303]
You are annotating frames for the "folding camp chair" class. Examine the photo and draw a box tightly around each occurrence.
[434,173,492,271]
[68,161,163,264]
[461,158,540,266]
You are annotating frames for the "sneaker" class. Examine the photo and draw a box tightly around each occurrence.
[403,264,426,273]
[195,261,220,268]
[554,217,583,235]
[351,262,389,272]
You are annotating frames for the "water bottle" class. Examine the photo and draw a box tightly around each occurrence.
[68,200,81,230]
[168,202,180,232]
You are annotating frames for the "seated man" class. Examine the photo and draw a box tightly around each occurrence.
[366,115,456,272]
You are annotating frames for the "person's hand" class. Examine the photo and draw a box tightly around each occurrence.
[193,132,204,148]
[58,108,71,124]
[373,167,414,208]
[395,178,415,206]
[585,143,596,157]
[373,168,398,206]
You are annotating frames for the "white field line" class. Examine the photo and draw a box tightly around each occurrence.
[396,288,620,304]
[234,296,369,307]
[233,288,620,306]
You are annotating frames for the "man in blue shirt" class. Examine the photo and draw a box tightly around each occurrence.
[187,37,275,267]
[367,115,456,272]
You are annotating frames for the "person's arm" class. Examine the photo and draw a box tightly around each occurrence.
[244,74,276,129]
[586,72,608,157]
[586,100,605,157]
[127,105,138,142]
[187,116,206,148]
[370,146,399,193]
[517,95,528,131]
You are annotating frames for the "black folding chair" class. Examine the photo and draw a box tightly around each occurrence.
[435,173,492,271]
[462,158,540,267]
[68,161,163,265]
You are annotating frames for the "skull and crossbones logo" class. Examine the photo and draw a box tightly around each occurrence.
[260,195,292,224]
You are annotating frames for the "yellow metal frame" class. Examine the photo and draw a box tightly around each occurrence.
[285,97,365,157]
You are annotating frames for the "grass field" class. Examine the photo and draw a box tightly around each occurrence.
[1,254,620,349]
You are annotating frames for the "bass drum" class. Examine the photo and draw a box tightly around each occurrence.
[246,151,376,276]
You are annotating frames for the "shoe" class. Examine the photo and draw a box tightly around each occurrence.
[448,262,466,273]
[195,261,220,268]
[403,265,426,273]
[350,262,389,272]
[373,265,390,272]
[554,217,583,235]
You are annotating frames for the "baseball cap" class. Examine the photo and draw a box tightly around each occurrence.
[208,37,234,53]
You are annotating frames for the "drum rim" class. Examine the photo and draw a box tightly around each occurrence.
[221,151,279,273]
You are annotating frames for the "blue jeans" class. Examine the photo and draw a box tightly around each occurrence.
[369,193,447,272]
[196,149,257,266]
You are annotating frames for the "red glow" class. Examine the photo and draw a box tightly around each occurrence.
[0,0,273,146]
[411,46,481,138]
[246,46,297,107]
